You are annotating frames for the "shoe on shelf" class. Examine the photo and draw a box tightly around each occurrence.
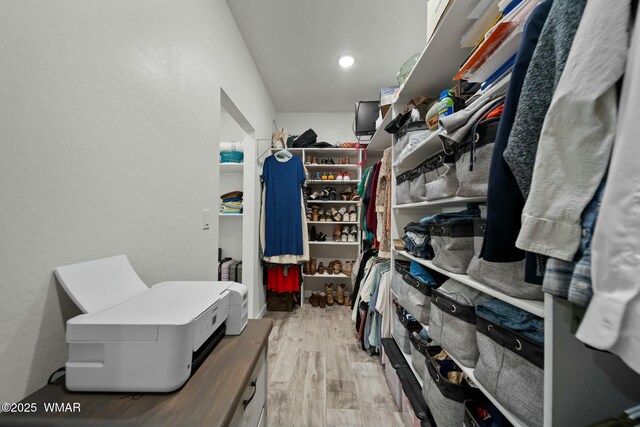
[343,261,353,278]
[328,172,335,180]
[320,188,330,200]
[347,232,356,243]
[336,284,346,306]
[329,187,338,200]
[333,225,342,242]
[326,158,335,165]
[314,172,321,180]
[321,158,327,164]
[351,193,361,201]
[325,284,334,306]
[345,157,351,164]
[318,292,327,308]
[310,257,317,275]
[327,261,336,275]
[318,209,326,222]
[306,208,312,221]
[321,172,328,180]
[317,232,327,241]
[333,260,342,275]
[341,226,349,242]
[348,205,357,222]
[331,207,342,222]
[309,291,319,307]
[336,172,343,181]
[310,226,318,241]
[350,225,358,236]
[338,158,344,165]
[343,171,351,181]
[303,260,310,275]
[318,262,325,274]
[312,157,318,164]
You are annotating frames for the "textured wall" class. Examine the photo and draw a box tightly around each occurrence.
[0,0,275,403]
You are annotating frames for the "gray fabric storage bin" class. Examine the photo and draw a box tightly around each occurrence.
[408,333,440,382]
[391,260,410,302]
[392,304,421,354]
[465,219,485,277]
[425,153,459,201]
[474,314,544,427]
[409,164,428,202]
[428,279,491,368]
[429,220,475,273]
[396,170,412,205]
[393,260,438,325]
[422,352,484,427]
[467,219,544,301]
[394,121,431,161]
[455,117,499,198]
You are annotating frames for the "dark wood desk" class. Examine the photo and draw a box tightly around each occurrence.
[0,319,273,427]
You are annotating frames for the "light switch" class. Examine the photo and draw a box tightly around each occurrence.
[202,209,211,230]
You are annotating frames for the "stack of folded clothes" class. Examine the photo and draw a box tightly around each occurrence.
[220,190,243,215]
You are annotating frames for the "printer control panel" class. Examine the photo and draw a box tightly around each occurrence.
[193,291,230,352]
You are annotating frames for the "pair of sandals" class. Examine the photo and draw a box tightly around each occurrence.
[333,225,358,242]
[309,187,338,201]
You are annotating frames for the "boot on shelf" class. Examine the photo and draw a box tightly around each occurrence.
[333,260,342,275]
[318,292,327,308]
[327,260,336,275]
[336,283,346,306]
[309,291,319,307]
[317,262,325,275]
[310,258,317,275]
[325,283,334,306]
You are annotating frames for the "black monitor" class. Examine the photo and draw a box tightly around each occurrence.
[354,101,379,136]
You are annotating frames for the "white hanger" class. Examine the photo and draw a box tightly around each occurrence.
[275,147,293,162]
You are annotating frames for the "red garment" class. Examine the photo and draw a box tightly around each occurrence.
[267,265,301,293]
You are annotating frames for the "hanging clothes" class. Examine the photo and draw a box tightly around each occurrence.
[261,155,306,256]
[267,265,301,293]
[376,147,393,258]
[576,1,640,375]
[516,0,629,261]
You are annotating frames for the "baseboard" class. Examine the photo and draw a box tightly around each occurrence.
[257,303,267,319]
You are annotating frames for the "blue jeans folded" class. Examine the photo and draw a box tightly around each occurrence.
[476,300,544,343]
[419,203,481,225]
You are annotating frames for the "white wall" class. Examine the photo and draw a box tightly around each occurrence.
[276,112,356,145]
[0,0,275,403]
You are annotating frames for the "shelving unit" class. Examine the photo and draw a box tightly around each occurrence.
[274,146,362,306]
[369,1,640,425]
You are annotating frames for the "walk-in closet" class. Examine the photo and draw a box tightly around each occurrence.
[2,1,640,426]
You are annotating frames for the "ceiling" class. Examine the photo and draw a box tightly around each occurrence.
[227,0,428,113]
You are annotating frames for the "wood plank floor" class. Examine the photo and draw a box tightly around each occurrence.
[264,304,404,427]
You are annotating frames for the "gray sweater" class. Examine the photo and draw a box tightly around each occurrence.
[503,0,587,198]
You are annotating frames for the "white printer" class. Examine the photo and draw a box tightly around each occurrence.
[54,255,248,392]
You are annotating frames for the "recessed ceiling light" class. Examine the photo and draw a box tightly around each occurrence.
[339,55,355,68]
